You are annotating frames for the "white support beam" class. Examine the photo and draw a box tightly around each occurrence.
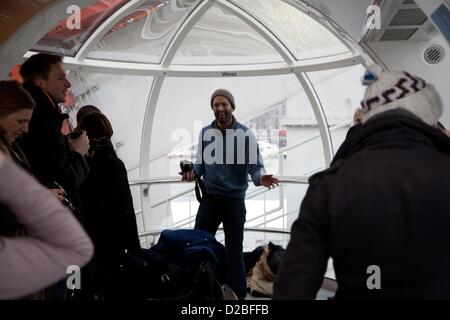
[296,73,334,166]
[161,0,214,67]
[283,0,380,66]
[139,76,165,231]
[139,0,213,179]
[219,0,335,167]
[283,0,357,54]
[0,0,95,78]
[48,51,362,76]
[140,76,165,178]
[137,0,213,228]
[75,0,149,60]
[216,0,295,64]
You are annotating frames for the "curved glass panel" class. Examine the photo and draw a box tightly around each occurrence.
[87,0,199,63]
[307,64,366,154]
[172,4,284,65]
[147,74,324,176]
[32,0,129,57]
[141,75,324,236]
[67,72,154,169]
[229,0,350,61]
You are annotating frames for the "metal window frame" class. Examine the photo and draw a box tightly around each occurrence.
[15,0,373,230]
[75,0,150,61]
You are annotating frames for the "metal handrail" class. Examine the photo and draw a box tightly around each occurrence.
[280,121,351,153]
[173,196,286,230]
[129,121,352,226]
[148,173,284,210]
[129,176,310,186]
[132,177,309,221]
[150,186,196,209]
[250,206,300,228]
[128,121,352,207]
[138,226,291,238]
[128,121,352,187]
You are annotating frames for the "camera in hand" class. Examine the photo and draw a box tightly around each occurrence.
[179,160,194,174]
[179,160,208,203]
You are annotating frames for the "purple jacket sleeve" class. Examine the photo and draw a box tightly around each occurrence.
[0,153,93,299]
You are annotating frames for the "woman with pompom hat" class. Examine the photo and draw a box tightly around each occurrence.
[274,65,450,300]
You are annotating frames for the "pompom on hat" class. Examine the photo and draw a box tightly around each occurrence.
[360,65,443,126]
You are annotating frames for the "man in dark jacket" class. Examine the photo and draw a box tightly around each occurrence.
[17,53,90,222]
[273,66,450,300]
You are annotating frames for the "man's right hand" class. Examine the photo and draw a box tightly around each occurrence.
[181,169,195,182]
[68,130,90,156]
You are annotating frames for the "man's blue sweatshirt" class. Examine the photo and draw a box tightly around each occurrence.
[194,119,266,200]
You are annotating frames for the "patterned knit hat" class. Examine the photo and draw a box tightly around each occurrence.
[360,65,443,125]
[211,89,235,110]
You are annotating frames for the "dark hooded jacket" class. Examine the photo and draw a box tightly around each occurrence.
[274,111,450,300]
[80,140,140,275]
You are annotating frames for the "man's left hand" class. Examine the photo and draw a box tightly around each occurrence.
[260,175,280,189]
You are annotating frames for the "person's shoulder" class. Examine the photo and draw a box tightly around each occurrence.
[22,83,47,106]
[202,123,214,130]
[235,121,250,131]
[308,160,345,187]
[104,154,127,172]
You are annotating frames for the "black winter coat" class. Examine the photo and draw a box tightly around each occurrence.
[274,112,450,300]
[80,142,141,273]
[17,82,89,221]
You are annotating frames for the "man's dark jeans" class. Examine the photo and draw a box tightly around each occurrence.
[194,197,246,300]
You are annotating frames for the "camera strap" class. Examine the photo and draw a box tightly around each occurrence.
[194,175,208,203]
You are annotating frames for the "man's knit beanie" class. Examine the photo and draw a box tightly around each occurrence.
[211,89,235,110]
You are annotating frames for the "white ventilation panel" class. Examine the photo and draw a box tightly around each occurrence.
[363,0,435,43]
[379,28,418,41]
[388,8,428,26]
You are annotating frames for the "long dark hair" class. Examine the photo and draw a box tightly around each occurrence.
[77,112,115,156]
[0,80,35,139]
[0,80,35,118]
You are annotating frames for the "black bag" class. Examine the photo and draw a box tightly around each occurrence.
[181,261,224,300]
[118,249,187,299]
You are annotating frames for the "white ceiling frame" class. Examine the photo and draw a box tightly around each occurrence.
[137,76,163,232]
[140,0,214,178]
[0,0,96,78]
[296,73,333,164]
[138,0,213,227]
[216,0,295,64]
[284,0,376,67]
[75,0,149,61]
[57,53,362,76]
[283,0,357,55]
[27,0,369,176]
[161,0,214,68]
